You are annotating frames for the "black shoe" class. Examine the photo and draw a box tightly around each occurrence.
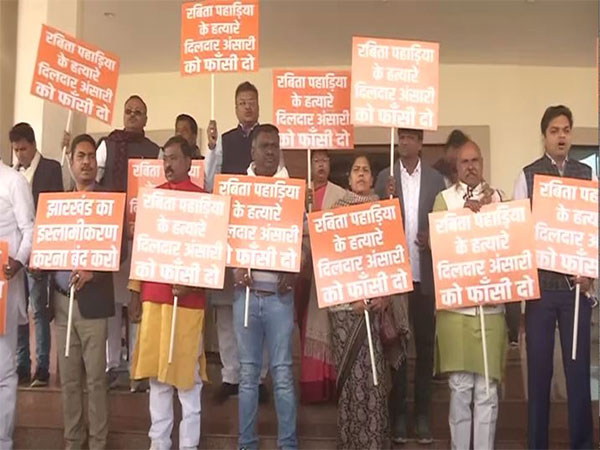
[17,368,31,386]
[213,382,239,404]
[391,415,407,444]
[130,377,149,393]
[30,367,49,387]
[415,415,433,445]
[106,368,121,390]
[258,384,269,404]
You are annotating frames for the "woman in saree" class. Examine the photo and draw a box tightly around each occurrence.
[327,153,410,450]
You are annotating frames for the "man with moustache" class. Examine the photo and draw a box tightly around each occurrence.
[233,124,297,450]
[129,135,207,450]
[513,105,595,450]
[53,134,127,449]
[433,139,507,450]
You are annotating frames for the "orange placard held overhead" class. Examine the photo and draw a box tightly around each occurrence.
[532,175,598,279]
[0,241,7,335]
[30,24,120,124]
[273,70,353,150]
[214,175,306,273]
[181,0,259,75]
[130,188,230,289]
[307,199,413,309]
[429,199,540,311]
[351,37,439,130]
[126,159,205,228]
[30,192,126,272]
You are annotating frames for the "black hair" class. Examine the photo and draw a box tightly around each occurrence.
[251,124,279,145]
[125,95,147,113]
[235,81,259,100]
[540,105,573,135]
[176,114,198,136]
[397,128,424,141]
[311,149,330,160]
[350,152,374,174]
[444,129,469,150]
[70,134,97,159]
[163,135,194,159]
[9,122,35,144]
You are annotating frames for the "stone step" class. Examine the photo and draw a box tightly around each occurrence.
[13,427,577,450]
[16,382,597,444]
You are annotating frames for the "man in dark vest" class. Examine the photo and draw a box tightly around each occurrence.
[96,95,160,391]
[10,122,63,388]
[53,134,127,449]
[513,105,595,450]
[204,81,270,403]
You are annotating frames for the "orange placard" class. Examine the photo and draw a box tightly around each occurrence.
[181,0,259,75]
[31,24,120,124]
[273,70,353,150]
[127,159,205,228]
[30,192,126,272]
[532,175,598,278]
[429,199,540,310]
[214,175,306,272]
[0,241,7,335]
[351,36,439,130]
[130,188,230,289]
[307,199,413,308]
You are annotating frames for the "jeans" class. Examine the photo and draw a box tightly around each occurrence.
[17,271,51,373]
[233,288,297,450]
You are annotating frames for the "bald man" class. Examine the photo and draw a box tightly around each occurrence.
[432,139,507,450]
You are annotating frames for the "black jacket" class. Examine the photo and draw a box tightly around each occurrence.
[32,156,64,210]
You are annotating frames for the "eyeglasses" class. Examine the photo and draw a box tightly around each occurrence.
[125,109,145,116]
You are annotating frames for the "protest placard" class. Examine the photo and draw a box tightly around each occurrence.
[273,70,353,150]
[31,24,120,124]
[351,36,439,130]
[31,192,126,272]
[181,0,259,75]
[308,198,413,308]
[214,175,305,272]
[429,199,540,310]
[532,175,598,279]
[130,188,230,289]
[127,159,205,228]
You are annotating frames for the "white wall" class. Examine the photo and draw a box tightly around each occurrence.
[86,63,597,195]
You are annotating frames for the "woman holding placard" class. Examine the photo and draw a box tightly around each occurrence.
[328,154,409,450]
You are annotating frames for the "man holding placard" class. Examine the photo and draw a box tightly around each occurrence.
[513,105,595,450]
[51,134,126,450]
[230,124,298,450]
[205,81,270,404]
[0,152,34,449]
[432,139,507,450]
[129,136,210,450]
[375,127,445,444]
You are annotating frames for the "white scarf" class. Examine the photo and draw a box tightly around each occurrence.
[13,151,41,185]
[247,162,289,178]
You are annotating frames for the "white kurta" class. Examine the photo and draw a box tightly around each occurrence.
[0,160,34,449]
